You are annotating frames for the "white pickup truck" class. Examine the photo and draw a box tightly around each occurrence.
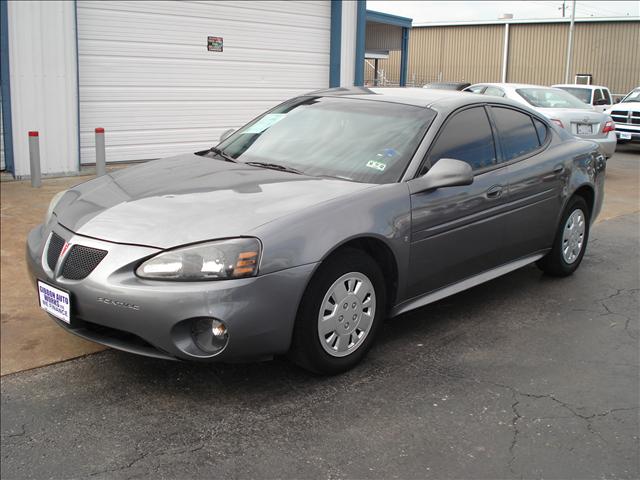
[605,87,640,143]
[552,84,614,112]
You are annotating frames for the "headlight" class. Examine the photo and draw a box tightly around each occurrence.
[44,190,67,224]
[136,238,261,281]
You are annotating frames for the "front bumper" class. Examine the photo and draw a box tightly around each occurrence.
[27,223,317,362]
[614,127,640,142]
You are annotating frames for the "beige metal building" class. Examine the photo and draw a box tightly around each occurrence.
[365,17,639,95]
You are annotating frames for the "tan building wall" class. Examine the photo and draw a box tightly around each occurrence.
[365,20,639,94]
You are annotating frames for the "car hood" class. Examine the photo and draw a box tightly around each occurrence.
[55,153,374,249]
[606,101,640,113]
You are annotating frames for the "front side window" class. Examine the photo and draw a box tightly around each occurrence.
[602,89,612,104]
[491,107,541,161]
[424,107,497,173]
[517,88,591,109]
[217,97,436,184]
[593,89,604,104]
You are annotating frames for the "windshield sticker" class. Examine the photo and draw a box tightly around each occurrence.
[241,114,287,134]
[366,160,386,172]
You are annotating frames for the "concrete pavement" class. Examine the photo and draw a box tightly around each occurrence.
[0,145,638,375]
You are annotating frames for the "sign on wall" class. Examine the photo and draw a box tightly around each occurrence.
[207,36,223,52]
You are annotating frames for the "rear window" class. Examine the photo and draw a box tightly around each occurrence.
[557,87,592,104]
[517,88,591,109]
[491,107,541,161]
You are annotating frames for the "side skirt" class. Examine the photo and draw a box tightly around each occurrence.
[390,252,547,317]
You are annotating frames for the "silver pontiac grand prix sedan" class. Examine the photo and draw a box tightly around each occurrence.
[28,87,606,374]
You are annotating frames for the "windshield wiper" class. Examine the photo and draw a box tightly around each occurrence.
[210,147,237,163]
[245,161,304,175]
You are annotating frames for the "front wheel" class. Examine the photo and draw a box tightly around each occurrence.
[537,196,590,277]
[289,248,386,375]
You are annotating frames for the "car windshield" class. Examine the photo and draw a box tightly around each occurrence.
[215,96,436,184]
[516,88,591,109]
[621,88,640,103]
[556,87,592,104]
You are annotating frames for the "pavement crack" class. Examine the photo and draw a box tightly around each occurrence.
[508,393,522,477]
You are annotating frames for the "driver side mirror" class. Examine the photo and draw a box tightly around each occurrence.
[408,158,474,194]
[219,128,235,143]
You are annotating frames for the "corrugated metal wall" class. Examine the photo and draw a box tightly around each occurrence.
[340,0,358,87]
[368,20,639,93]
[77,0,331,164]
[571,22,640,94]
[507,23,568,86]
[7,0,79,177]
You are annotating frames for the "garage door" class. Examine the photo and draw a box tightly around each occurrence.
[77,0,330,164]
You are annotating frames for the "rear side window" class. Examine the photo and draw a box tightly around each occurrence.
[484,86,505,97]
[466,85,486,94]
[425,107,497,172]
[533,118,548,144]
[491,107,541,161]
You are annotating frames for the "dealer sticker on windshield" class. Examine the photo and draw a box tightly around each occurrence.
[366,160,386,171]
[37,280,71,324]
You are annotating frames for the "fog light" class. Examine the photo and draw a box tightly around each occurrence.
[191,318,228,355]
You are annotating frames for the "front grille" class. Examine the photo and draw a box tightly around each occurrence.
[61,245,108,280]
[611,110,640,125]
[46,232,66,271]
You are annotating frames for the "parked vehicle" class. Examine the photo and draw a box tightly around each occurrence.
[605,87,640,143]
[552,84,614,112]
[27,87,605,374]
[423,82,471,91]
[465,83,616,158]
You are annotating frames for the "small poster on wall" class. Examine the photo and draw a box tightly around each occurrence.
[207,36,223,52]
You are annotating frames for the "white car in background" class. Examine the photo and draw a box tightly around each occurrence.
[464,83,617,158]
[605,87,640,143]
[552,84,614,112]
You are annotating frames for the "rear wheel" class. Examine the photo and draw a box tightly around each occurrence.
[289,249,386,375]
[537,196,590,277]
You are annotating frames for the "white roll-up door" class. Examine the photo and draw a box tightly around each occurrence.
[76,1,330,164]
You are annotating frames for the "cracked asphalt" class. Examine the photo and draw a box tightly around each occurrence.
[2,214,639,478]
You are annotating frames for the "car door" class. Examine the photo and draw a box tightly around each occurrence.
[406,106,510,299]
[593,89,609,112]
[488,106,565,260]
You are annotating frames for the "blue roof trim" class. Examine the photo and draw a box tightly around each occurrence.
[329,0,341,88]
[366,10,413,29]
[0,0,15,174]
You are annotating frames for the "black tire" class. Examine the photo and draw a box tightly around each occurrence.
[536,196,590,277]
[289,248,387,375]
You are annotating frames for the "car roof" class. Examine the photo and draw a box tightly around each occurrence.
[552,84,609,90]
[307,86,512,110]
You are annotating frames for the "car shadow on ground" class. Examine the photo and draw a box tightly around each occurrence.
[98,262,560,398]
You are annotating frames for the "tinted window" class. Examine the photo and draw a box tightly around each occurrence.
[425,107,496,172]
[484,86,505,97]
[602,89,612,104]
[517,88,590,109]
[533,118,548,144]
[491,107,541,161]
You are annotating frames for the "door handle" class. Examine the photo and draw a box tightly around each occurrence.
[486,185,503,199]
[553,165,565,175]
